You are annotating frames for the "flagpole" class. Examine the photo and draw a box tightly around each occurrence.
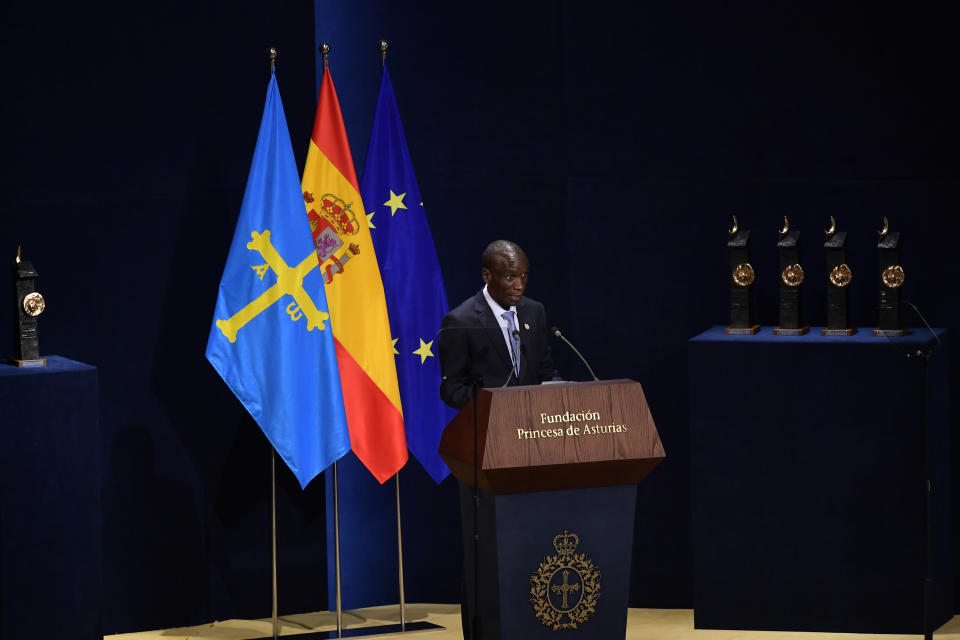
[271,450,279,640]
[377,37,409,632]
[333,460,343,638]
[267,47,280,640]
[317,42,343,639]
[395,472,407,631]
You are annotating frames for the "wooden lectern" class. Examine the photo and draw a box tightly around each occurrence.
[439,379,664,640]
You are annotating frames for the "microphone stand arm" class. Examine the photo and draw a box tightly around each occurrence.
[552,329,600,381]
[469,375,482,640]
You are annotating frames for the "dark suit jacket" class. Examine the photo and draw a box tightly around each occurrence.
[438,289,558,410]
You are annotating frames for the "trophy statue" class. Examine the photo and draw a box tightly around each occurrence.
[822,216,856,335]
[11,246,46,367]
[874,217,905,336]
[725,216,759,335]
[773,217,809,336]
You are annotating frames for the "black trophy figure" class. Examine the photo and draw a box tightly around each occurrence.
[10,246,46,367]
[725,216,759,335]
[874,216,905,336]
[822,216,856,336]
[774,217,808,336]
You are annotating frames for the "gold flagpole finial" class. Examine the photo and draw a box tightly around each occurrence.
[778,216,789,237]
[878,216,889,238]
[728,215,738,237]
[268,47,277,75]
[379,39,389,68]
[15,245,21,264]
[320,43,331,70]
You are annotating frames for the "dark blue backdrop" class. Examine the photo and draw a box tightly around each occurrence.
[0,0,956,633]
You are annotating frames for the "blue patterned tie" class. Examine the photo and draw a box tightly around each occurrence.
[502,310,520,377]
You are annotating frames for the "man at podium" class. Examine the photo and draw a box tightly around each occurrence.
[438,239,559,409]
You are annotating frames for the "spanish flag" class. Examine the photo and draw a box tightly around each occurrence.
[301,64,407,483]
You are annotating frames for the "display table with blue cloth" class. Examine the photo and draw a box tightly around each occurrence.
[0,356,101,639]
[689,327,952,634]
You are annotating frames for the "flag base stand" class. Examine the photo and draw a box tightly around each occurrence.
[245,620,443,639]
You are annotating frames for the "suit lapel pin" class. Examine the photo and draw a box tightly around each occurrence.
[524,323,530,330]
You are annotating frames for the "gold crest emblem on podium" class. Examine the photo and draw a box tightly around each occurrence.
[530,530,601,630]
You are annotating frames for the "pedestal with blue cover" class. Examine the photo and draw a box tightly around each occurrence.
[0,356,101,639]
[689,327,952,634]
[440,380,665,640]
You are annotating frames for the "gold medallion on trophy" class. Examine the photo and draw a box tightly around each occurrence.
[781,263,804,287]
[829,264,852,288]
[731,263,755,287]
[23,291,45,317]
[882,265,904,288]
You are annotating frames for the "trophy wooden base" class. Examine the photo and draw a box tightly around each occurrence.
[822,328,858,336]
[873,328,907,337]
[8,358,47,368]
[725,325,760,335]
[773,326,810,336]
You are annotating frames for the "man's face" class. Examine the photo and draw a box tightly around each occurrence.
[482,248,529,309]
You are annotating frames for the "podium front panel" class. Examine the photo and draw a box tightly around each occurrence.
[460,483,637,640]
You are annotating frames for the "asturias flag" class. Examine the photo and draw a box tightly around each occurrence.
[361,65,454,483]
[301,63,408,484]
[206,73,350,489]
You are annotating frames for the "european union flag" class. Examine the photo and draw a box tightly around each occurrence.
[362,65,455,483]
[206,73,350,489]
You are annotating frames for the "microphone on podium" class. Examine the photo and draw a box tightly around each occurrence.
[501,329,522,387]
[550,326,600,381]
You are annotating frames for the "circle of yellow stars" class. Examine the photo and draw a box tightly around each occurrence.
[379,188,433,365]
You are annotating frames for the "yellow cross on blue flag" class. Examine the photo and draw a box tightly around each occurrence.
[206,73,350,489]
[362,65,455,483]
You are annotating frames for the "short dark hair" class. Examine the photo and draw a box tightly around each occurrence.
[481,239,522,270]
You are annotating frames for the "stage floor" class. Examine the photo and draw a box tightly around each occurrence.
[105,604,960,639]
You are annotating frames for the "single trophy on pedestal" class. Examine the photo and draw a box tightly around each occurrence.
[725,216,759,335]
[10,246,46,367]
[874,217,905,337]
[774,216,809,336]
[822,216,856,336]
